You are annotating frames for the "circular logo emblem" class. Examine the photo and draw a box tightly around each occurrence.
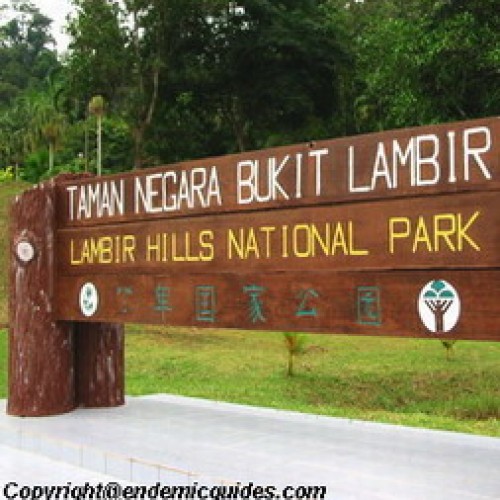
[418,280,460,334]
[79,282,99,317]
[16,240,35,263]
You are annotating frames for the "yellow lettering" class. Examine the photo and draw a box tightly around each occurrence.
[281,225,289,258]
[245,228,260,258]
[412,217,432,253]
[311,224,330,256]
[457,211,480,251]
[259,226,276,258]
[293,224,312,258]
[228,228,245,260]
[389,217,410,254]
[390,212,481,254]
[146,234,162,262]
[331,223,348,254]
[99,237,113,263]
[434,214,456,252]
[348,221,369,255]
[199,230,215,261]
[122,235,136,262]
[70,239,82,265]
[70,235,136,265]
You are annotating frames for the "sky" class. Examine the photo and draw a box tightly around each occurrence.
[32,0,73,52]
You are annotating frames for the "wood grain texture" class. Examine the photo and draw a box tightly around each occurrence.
[75,322,124,408]
[55,270,500,341]
[8,181,77,416]
[50,117,500,342]
[8,176,124,417]
[56,191,496,276]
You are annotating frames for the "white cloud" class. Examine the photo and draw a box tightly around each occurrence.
[31,0,73,52]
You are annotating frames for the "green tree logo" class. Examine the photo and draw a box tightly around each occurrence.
[79,282,99,318]
[418,280,461,334]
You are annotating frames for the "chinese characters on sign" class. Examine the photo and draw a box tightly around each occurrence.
[105,282,389,329]
[196,286,217,322]
[357,287,382,326]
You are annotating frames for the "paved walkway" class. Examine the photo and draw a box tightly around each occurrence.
[0,395,499,499]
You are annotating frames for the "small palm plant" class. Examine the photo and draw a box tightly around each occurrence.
[441,339,457,360]
[283,332,308,376]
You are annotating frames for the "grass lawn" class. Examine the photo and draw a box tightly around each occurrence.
[0,181,499,437]
[124,325,500,437]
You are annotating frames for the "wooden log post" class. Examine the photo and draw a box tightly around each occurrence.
[8,177,124,417]
[75,322,125,408]
[9,181,76,416]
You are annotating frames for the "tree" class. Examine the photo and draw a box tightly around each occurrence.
[66,0,128,108]
[24,89,67,174]
[0,1,58,106]
[340,0,500,132]
[88,94,104,175]
[185,0,348,151]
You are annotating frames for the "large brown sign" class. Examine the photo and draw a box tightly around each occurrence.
[54,117,500,341]
[7,117,500,417]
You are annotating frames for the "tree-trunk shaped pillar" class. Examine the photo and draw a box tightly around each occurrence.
[8,177,124,417]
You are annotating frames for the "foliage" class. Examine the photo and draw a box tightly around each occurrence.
[0,0,58,107]
[65,0,128,109]
[0,0,498,178]
[441,340,457,361]
[347,0,500,132]
[283,332,308,376]
[21,149,49,182]
[0,166,14,182]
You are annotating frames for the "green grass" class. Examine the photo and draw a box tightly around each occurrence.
[124,325,500,437]
[0,181,499,437]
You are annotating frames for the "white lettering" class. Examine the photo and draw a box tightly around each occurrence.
[135,167,222,214]
[464,126,492,181]
[415,134,440,186]
[309,148,329,196]
[67,185,78,220]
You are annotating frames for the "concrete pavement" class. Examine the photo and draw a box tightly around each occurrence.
[0,394,499,499]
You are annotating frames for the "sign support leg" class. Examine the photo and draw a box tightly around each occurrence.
[75,322,124,408]
[8,182,76,416]
[8,178,124,417]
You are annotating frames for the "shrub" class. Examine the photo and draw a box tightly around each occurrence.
[0,167,14,182]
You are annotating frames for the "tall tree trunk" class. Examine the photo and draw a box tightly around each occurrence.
[133,126,144,169]
[132,67,159,169]
[84,111,89,172]
[96,115,102,176]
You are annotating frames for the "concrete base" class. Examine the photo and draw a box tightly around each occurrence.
[1,395,499,499]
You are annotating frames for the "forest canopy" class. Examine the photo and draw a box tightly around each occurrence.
[0,0,498,181]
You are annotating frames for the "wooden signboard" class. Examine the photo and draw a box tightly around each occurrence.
[8,117,500,416]
[54,117,499,341]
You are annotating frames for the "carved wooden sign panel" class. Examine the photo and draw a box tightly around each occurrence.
[54,117,500,341]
